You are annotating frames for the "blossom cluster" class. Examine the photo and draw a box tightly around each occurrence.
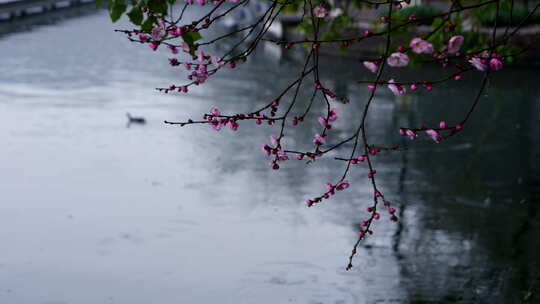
[114,0,534,269]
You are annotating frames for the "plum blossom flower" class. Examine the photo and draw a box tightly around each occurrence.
[312,133,326,145]
[210,118,221,131]
[328,108,338,121]
[335,180,349,190]
[425,129,442,143]
[363,61,378,73]
[210,56,224,68]
[469,57,487,71]
[181,42,190,52]
[447,35,464,54]
[318,117,330,128]
[167,45,178,54]
[172,27,184,36]
[262,144,271,155]
[409,38,434,54]
[405,129,417,140]
[387,52,409,67]
[313,4,328,18]
[138,33,149,42]
[228,120,239,131]
[325,182,334,192]
[148,42,159,51]
[489,58,503,71]
[439,121,447,129]
[388,79,406,96]
[276,149,289,161]
[151,26,165,41]
[210,107,220,116]
[270,135,278,147]
[197,50,206,63]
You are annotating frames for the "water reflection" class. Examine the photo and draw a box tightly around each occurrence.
[0,7,538,304]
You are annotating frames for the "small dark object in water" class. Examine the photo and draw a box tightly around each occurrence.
[126,112,146,124]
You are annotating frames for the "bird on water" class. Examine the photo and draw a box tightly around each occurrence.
[126,113,146,125]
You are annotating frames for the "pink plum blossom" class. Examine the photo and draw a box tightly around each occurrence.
[363,61,378,73]
[211,56,224,68]
[138,33,149,42]
[210,107,220,116]
[489,58,503,71]
[405,129,417,140]
[167,45,178,54]
[148,42,159,51]
[313,4,328,18]
[447,35,464,54]
[388,79,406,96]
[228,120,239,131]
[276,149,289,161]
[151,26,165,41]
[270,135,278,147]
[439,121,447,129]
[262,144,271,155]
[328,108,338,121]
[312,133,326,145]
[425,129,442,143]
[335,180,349,190]
[387,52,409,67]
[318,117,330,128]
[181,42,190,52]
[172,27,184,36]
[469,57,487,71]
[409,38,434,54]
[197,50,205,63]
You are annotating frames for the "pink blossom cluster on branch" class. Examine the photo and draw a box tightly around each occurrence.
[112,0,540,269]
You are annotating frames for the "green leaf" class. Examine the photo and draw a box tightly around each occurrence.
[182,31,202,45]
[127,6,143,25]
[147,0,168,15]
[110,0,127,22]
[96,0,104,9]
[141,16,157,31]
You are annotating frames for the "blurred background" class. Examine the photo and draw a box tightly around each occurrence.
[0,1,539,303]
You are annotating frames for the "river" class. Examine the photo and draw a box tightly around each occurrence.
[0,5,539,304]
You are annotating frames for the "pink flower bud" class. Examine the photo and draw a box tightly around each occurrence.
[148,42,159,51]
[489,58,503,71]
[439,121,446,129]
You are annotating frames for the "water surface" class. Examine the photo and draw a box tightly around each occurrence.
[0,7,539,304]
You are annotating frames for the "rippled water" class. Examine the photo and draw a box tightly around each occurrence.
[0,6,539,304]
